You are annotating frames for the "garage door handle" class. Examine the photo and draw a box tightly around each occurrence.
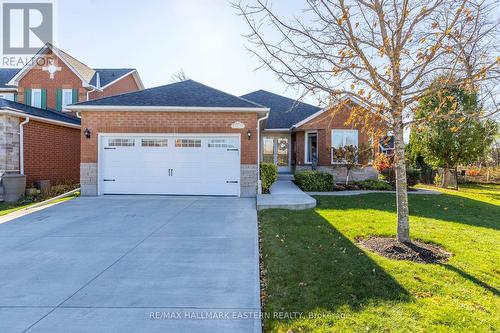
[104,147,116,150]
[103,179,115,182]
[226,180,238,184]
[227,148,239,151]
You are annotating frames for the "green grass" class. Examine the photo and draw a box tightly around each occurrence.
[0,192,79,217]
[259,184,500,332]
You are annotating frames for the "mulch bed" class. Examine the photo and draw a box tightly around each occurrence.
[357,237,451,263]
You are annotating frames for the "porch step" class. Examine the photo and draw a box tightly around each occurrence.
[277,173,294,181]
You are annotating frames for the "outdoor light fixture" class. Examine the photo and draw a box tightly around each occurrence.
[84,128,91,139]
[247,129,252,140]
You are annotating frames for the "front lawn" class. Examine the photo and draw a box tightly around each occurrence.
[259,184,499,332]
[0,191,80,217]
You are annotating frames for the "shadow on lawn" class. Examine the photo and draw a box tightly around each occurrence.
[440,264,500,296]
[316,192,500,230]
[259,210,410,317]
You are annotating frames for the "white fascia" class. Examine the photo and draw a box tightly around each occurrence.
[66,105,270,114]
[0,108,81,129]
[99,70,143,90]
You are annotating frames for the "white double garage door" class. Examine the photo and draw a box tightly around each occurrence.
[99,134,241,196]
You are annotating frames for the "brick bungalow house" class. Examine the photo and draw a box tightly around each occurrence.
[241,90,379,182]
[67,80,380,198]
[0,43,143,192]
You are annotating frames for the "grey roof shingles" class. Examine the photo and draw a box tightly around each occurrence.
[240,90,321,129]
[89,69,136,87]
[0,69,20,89]
[75,80,267,109]
[0,98,81,125]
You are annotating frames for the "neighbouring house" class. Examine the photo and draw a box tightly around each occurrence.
[0,43,143,198]
[67,80,383,198]
[241,90,379,183]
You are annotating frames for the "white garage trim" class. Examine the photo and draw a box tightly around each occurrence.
[97,133,242,196]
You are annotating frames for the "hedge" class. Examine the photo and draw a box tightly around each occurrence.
[294,170,334,192]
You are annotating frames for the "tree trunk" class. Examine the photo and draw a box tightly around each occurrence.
[346,168,350,185]
[455,166,459,191]
[394,124,410,243]
[442,168,450,188]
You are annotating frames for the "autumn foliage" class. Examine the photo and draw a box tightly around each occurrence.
[373,153,393,173]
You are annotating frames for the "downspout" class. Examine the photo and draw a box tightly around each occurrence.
[86,88,96,101]
[19,117,30,174]
[256,112,269,194]
[82,87,98,118]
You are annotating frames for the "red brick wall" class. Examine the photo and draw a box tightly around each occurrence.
[23,120,80,186]
[18,51,87,109]
[17,52,140,108]
[80,112,259,164]
[89,74,140,100]
[295,105,371,166]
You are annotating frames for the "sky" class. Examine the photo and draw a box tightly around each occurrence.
[53,0,309,102]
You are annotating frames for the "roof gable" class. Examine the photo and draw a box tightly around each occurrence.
[89,69,137,88]
[240,90,321,129]
[73,80,267,109]
[7,43,94,87]
[52,44,95,83]
[5,44,142,90]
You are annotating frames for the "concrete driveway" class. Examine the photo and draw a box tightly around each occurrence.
[0,196,261,333]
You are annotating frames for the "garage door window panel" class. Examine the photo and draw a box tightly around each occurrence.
[108,138,135,147]
[208,138,237,149]
[175,139,201,148]
[142,138,168,147]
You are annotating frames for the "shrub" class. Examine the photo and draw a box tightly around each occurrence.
[355,179,393,191]
[406,168,422,186]
[434,173,443,186]
[381,168,395,184]
[294,170,334,192]
[380,167,421,186]
[260,163,278,193]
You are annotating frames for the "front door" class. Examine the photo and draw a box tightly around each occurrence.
[262,136,290,172]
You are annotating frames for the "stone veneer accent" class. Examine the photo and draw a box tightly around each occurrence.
[295,165,378,183]
[240,164,258,197]
[80,162,258,197]
[0,115,20,173]
[80,163,97,196]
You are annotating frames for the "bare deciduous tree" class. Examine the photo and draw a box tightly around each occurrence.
[170,69,188,82]
[234,0,499,243]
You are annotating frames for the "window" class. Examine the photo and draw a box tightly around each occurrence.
[305,131,318,164]
[331,129,358,163]
[175,139,201,148]
[62,89,73,110]
[379,136,395,155]
[31,89,42,108]
[331,129,358,148]
[108,138,135,147]
[0,93,14,101]
[208,139,236,148]
[142,138,168,147]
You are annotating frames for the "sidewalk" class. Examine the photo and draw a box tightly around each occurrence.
[256,180,316,211]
